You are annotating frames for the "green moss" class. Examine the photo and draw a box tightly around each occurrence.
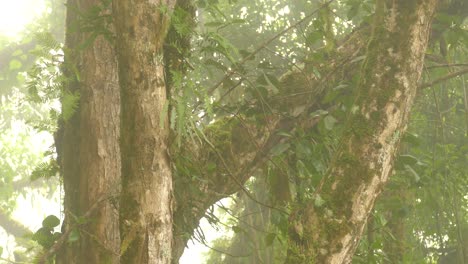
[201,116,254,171]
[204,117,238,149]
[350,113,373,138]
[339,151,360,166]
[322,146,377,220]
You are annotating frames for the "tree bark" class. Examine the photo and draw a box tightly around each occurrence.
[55,0,442,263]
[112,0,176,263]
[57,0,121,264]
[284,1,437,263]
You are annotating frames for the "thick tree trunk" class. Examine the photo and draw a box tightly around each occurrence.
[57,0,121,263]
[113,0,175,263]
[55,0,441,263]
[285,1,437,263]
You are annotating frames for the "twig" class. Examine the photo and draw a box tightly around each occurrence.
[420,68,468,89]
[196,126,288,214]
[203,0,336,97]
[36,195,114,264]
[194,236,252,258]
[425,63,468,69]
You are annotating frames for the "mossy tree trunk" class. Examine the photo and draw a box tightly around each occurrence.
[56,0,441,263]
[112,0,176,263]
[284,1,437,263]
[57,0,121,263]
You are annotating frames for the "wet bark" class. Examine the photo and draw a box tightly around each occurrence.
[55,0,442,263]
[284,1,437,263]
[113,0,176,263]
[57,0,121,263]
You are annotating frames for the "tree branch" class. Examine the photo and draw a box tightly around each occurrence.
[171,24,369,262]
[203,0,336,98]
[420,68,468,89]
[37,195,117,264]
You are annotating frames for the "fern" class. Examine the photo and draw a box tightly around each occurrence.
[61,90,80,121]
[30,160,59,181]
[34,32,62,51]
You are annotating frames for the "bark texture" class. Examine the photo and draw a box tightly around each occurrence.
[55,0,443,263]
[112,0,176,263]
[57,0,121,263]
[285,1,437,263]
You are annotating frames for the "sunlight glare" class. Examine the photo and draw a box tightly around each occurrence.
[0,0,46,38]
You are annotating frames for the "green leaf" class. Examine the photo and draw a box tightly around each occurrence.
[204,58,227,71]
[306,31,324,46]
[404,164,420,183]
[53,232,62,240]
[32,227,54,248]
[239,49,254,60]
[42,215,60,229]
[314,194,325,207]
[271,143,290,156]
[276,131,293,137]
[324,115,337,130]
[68,229,80,243]
[265,233,276,246]
[75,216,90,225]
[310,109,328,117]
[231,19,245,24]
[398,154,418,166]
[402,132,420,146]
[350,55,366,64]
[296,142,312,157]
[333,84,348,90]
[232,225,243,233]
[62,90,80,121]
[205,21,224,27]
[206,161,216,173]
[264,73,280,94]
[312,67,321,79]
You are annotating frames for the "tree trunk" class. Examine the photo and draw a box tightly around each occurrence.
[57,0,121,263]
[285,1,437,263]
[113,0,176,263]
[55,0,442,263]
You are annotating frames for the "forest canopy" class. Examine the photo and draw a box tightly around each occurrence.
[0,0,467,263]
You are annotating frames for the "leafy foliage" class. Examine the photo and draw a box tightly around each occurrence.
[32,215,61,249]
[0,0,467,263]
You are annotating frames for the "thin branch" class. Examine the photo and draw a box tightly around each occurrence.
[36,194,116,264]
[195,236,252,258]
[196,126,288,214]
[203,0,336,97]
[419,68,468,89]
[425,63,468,69]
[462,74,468,136]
